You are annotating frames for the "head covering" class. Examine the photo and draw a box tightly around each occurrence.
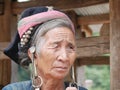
[4,6,75,64]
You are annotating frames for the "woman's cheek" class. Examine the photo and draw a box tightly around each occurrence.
[70,54,76,64]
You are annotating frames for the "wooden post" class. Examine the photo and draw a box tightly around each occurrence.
[100,23,110,36]
[0,0,4,15]
[81,25,92,37]
[0,0,12,89]
[75,15,87,86]
[0,0,11,42]
[110,0,120,89]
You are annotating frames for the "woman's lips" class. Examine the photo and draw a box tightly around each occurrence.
[54,66,68,72]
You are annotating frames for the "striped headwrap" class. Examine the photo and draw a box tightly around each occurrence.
[18,9,75,38]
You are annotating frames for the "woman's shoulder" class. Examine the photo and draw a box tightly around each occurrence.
[2,80,32,90]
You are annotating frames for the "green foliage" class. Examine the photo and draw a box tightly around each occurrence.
[92,32,100,36]
[85,65,110,90]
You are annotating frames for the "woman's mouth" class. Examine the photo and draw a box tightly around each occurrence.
[54,67,68,72]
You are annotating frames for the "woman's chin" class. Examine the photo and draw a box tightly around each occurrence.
[51,72,68,80]
[45,69,69,80]
[53,75,65,80]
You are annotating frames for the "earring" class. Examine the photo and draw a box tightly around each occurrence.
[69,65,78,89]
[29,46,43,90]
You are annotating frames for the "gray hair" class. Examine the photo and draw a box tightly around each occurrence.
[18,18,74,67]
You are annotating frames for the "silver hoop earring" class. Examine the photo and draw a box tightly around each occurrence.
[69,65,78,89]
[29,46,43,90]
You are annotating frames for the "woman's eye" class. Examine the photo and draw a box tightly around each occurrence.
[68,44,75,51]
[69,46,74,49]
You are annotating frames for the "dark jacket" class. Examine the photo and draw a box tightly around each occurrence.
[2,80,87,90]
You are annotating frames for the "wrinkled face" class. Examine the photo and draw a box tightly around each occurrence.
[35,27,76,79]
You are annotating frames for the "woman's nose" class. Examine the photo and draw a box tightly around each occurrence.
[58,48,69,61]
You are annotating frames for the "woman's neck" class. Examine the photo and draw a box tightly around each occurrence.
[37,70,65,90]
[41,79,65,90]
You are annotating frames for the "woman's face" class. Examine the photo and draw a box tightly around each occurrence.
[35,27,76,79]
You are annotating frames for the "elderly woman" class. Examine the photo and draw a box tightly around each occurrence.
[3,7,87,90]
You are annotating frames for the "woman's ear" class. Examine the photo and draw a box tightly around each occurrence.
[28,48,37,60]
[28,48,38,66]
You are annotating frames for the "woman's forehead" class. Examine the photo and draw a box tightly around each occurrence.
[46,27,74,36]
[45,27,75,41]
